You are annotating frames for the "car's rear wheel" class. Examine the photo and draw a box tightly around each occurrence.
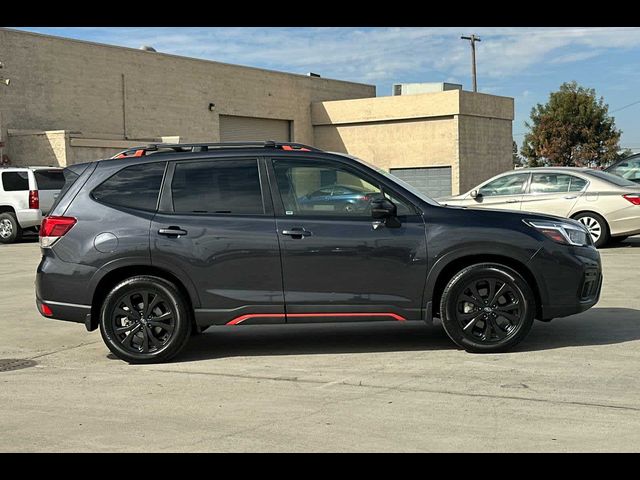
[440,263,536,353]
[573,212,609,248]
[0,213,22,244]
[99,276,192,364]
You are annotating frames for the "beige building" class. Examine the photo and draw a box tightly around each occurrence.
[0,27,514,196]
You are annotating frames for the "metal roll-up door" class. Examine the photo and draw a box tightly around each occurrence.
[389,166,452,198]
[219,115,291,142]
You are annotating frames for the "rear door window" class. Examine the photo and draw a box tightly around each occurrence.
[171,159,264,215]
[92,162,166,211]
[34,170,65,190]
[2,172,29,191]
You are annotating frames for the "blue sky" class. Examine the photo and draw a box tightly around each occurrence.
[16,27,640,151]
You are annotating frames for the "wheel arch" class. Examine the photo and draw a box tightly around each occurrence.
[428,254,543,320]
[88,265,197,332]
[570,209,610,227]
[0,206,17,215]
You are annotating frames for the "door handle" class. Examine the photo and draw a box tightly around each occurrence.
[158,227,188,237]
[282,228,312,238]
[506,200,519,204]
[564,195,577,200]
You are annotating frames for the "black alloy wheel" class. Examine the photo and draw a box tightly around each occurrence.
[99,276,191,363]
[440,263,535,353]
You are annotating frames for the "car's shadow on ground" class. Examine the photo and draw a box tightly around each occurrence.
[603,236,640,249]
[169,307,640,362]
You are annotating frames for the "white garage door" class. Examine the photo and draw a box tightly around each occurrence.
[389,166,452,198]
[219,115,291,142]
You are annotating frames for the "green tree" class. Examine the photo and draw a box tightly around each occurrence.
[521,81,622,167]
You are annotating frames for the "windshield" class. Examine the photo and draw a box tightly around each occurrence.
[584,169,638,187]
[335,153,441,206]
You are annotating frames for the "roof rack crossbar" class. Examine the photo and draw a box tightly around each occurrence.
[111,141,321,159]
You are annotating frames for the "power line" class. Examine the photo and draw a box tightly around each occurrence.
[611,99,640,114]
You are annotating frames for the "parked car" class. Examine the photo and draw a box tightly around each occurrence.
[438,167,640,247]
[297,183,379,214]
[36,142,601,363]
[605,153,640,184]
[0,166,64,244]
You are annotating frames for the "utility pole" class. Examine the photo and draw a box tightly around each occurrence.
[460,34,481,92]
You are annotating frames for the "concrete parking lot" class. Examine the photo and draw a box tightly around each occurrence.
[1,235,639,452]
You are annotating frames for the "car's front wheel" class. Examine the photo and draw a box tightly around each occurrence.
[99,275,192,364]
[440,263,536,353]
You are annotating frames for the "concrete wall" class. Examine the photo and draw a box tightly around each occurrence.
[0,28,374,166]
[312,90,514,195]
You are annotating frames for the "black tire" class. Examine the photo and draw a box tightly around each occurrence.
[573,212,610,248]
[439,263,536,353]
[99,275,192,364]
[0,212,23,244]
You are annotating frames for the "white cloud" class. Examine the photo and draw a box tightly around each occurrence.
[17,27,640,92]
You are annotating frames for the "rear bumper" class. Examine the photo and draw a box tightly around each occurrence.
[36,297,90,324]
[529,245,602,320]
[605,206,640,237]
[16,208,41,229]
[36,248,96,324]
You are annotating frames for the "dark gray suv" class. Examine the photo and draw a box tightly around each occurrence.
[36,142,602,363]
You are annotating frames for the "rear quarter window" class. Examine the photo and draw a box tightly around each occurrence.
[1,171,29,191]
[92,162,166,211]
[34,170,65,190]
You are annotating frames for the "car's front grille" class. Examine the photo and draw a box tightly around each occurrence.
[580,268,601,301]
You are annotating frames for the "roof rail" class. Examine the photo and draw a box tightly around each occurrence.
[110,141,321,159]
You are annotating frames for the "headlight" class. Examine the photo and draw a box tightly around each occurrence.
[523,219,592,247]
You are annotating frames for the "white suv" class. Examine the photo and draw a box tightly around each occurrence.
[0,166,64,243]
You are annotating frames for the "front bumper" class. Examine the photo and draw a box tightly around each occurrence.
[529,245,602,320]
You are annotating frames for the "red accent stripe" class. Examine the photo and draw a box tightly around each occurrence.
[281,145,311,152]
[226,312,406,325]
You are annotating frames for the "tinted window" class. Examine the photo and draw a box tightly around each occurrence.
[171,159,263,215]
[92,162,166,211]
[34,170,65,190]
[273,159,414,216]
[529,173,572,193]
[479,173,529,197]
[585,169,637,187]
[2,172,29,191]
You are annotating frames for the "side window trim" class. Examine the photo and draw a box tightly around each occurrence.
[159,157,271,217]
[265,155,421,218]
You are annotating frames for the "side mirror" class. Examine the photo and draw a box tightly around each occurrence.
[371,197,397,219]
[470,189,481,199]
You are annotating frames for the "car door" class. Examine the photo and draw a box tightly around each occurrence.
[519,173,586,217]
[151,157,285,325]
[268,156,428,322]
[466,172,530,210]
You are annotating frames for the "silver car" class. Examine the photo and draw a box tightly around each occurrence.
[438,167,640,247]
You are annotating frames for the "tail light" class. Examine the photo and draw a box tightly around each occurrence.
[39,216,77,248]
[29,190,39,210]
[623,194,640,206]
